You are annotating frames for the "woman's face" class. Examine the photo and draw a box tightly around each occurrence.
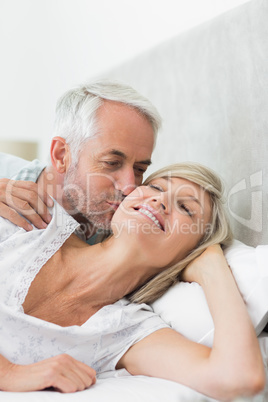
[111,176,212,268]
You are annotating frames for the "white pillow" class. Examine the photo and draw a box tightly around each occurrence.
[151,240,268,347]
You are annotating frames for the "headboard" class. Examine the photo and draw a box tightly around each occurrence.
[102,0,268,247]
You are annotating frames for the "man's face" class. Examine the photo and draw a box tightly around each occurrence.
[63,101,155,236]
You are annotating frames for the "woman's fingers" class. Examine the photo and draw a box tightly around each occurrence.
[68,358,97,388]
[1,354,96,393]
[48,355,96,392]
[0,179,53,229]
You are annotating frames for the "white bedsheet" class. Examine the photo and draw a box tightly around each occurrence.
[1,333,267,402]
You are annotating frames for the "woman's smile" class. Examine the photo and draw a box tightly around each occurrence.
[134,203,165,231]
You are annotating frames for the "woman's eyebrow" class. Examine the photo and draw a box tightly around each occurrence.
[161,177,203,207]
[180,195,202,208]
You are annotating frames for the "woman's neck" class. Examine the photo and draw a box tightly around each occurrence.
[61,234,155,308]
[23,233,158,327]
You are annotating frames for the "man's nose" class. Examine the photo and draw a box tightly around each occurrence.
[115,168,137,196]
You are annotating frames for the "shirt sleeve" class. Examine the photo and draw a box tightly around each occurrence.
[0,153,46,181]
[0,153,29,179]
[90,299,169,374]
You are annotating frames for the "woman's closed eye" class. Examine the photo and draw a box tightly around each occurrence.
[148,184,164,192]
[178,202,194,217]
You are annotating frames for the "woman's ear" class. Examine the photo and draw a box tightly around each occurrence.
[50,137,71,173]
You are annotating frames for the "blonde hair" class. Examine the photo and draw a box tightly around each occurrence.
[128,162,233,304]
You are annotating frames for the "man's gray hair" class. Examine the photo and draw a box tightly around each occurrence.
[53,79,162,163]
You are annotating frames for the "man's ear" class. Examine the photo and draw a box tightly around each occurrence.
[50,137,71,173]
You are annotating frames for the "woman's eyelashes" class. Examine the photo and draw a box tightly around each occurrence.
[147,183,164,192]
[146,183,196,217]
[178,202,194,217]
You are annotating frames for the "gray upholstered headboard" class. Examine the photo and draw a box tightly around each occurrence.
[101,0,268,247]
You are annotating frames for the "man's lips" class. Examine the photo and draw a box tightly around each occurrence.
[107,201,121,211]
[134,204,165,231]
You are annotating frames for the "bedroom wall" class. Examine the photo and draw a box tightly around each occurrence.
[102,0,268,246]
[1,0,266,245]
[0,0,248,163]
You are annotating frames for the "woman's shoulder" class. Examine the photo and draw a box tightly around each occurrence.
[92,298,164,330]
[0,201,80,308]
[0,200,79,245]
[47,200,79,233]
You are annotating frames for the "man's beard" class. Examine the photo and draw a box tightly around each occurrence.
[63,166,123,233]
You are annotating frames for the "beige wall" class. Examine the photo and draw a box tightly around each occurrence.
[0,141,38,161]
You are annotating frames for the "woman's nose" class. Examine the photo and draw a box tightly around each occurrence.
[160,202,166,210]
[151,195,168,213]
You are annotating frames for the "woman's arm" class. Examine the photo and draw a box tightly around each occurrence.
[0,353,96,392]
[117,245,265,401]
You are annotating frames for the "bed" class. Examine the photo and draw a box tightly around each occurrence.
[1,0,268,400]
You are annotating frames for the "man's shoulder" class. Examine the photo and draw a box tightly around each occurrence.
[0,152,28,179]
[0,152,46,181]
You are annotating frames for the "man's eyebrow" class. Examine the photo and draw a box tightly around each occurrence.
[109,149,126,158]
[105,149,152,166]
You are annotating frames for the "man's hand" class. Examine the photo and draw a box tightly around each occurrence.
[0,354,96,393]
[0,179,54,230]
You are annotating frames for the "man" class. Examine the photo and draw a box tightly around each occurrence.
[0,80,161,243]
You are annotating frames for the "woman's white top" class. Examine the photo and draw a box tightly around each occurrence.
[0,202,168,373]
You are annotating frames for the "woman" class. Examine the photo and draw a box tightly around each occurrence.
[0,162,265,400]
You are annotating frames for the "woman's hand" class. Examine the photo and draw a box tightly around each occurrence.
[0,179,53,230]
[0,354,96,393]
[122,243,265,400]
[180,244,227,285]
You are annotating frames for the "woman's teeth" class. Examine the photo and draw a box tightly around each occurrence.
[139,208,162,230]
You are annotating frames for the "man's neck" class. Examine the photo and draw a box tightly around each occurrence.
[36,165,64,202]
